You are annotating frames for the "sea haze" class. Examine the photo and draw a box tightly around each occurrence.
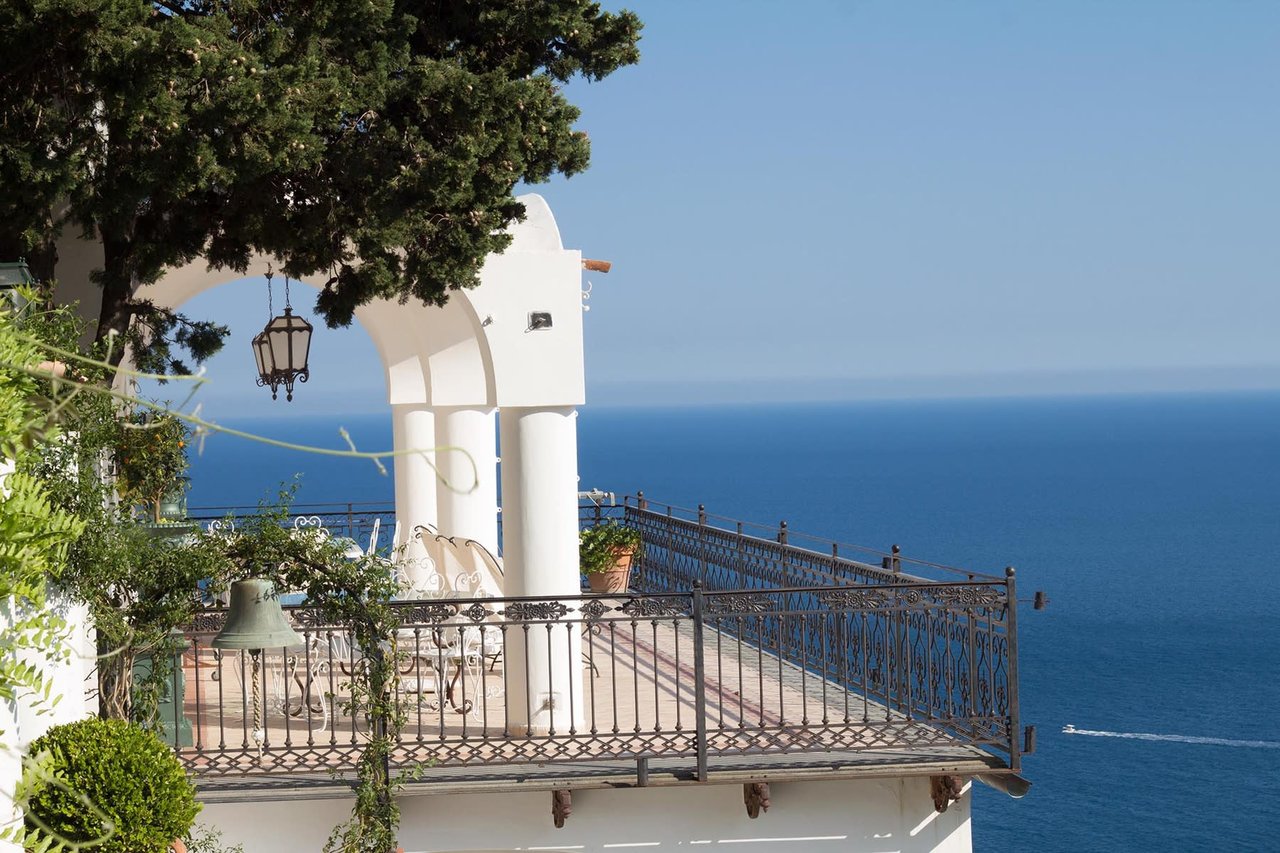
[187,391,1280,851]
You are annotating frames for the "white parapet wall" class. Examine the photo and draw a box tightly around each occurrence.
[199,776,972,853]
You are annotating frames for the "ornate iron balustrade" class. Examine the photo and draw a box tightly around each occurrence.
[173,578,1019,783]
[188,502,396,556]
[584,495,1022,772]
[172,494,1022,785]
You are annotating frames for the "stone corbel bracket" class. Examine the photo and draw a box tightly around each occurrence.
[744,782,771,818]
[930,774,965,812]
[552,789,572,828]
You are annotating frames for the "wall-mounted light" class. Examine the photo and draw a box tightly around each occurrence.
[528,312,553,331]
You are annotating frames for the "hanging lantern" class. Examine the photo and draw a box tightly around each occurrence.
[251,329,273,380]
[252,268,313,401]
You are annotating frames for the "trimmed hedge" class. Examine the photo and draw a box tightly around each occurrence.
[23,718,200,853]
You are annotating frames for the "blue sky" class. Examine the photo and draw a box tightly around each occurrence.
[170,0,1280,417]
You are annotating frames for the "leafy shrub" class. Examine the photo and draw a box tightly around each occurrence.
[185,824,245,853]
[579,520,644,574]
[23,718,200,853]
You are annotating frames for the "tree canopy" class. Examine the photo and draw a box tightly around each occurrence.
[0,1,641,368]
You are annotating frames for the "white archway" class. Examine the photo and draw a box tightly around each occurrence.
[54,194,588,734]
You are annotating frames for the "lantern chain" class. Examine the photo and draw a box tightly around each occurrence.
[265,265,274,321]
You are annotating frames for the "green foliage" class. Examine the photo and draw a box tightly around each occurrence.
[21,718,200,853]
[0,301,84,730]
[14,298,221,722]
[579,520,643,574]
[185,824,245,853]
[0,0,642,369]
[125,300,231,379]
[218,487,409,853]
[2,297,423,850]
[61,516,227,722]
[0,472,81,711]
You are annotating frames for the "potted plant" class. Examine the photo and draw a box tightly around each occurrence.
[115,413,195,529]
[20,718,200,853]
[580,521,644,593]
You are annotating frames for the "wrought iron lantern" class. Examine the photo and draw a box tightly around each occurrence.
[253,268,313,401]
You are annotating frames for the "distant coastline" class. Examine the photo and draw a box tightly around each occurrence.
[586,364,1280,408]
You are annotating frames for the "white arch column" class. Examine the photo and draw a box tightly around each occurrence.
[434,406,498,553]
[498,406,583,735]
[391,403,438,589]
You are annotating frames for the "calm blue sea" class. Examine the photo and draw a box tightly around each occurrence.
[188,392,1280,852]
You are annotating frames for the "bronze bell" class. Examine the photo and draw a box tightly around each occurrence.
[212,578,304,652]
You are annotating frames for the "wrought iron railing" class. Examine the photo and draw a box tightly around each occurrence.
[600,496,1019,768]
[174,494,1022,783]
[188,502,396,556]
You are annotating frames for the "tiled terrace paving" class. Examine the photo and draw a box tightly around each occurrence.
[178,497,1028,801]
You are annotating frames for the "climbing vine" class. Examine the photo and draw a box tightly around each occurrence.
[218,492,410,853]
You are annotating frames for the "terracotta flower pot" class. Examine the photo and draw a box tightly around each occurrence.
[170,840,187,853]
[587,548,633,593]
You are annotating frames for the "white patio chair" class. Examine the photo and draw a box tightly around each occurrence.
[415,618,503,717]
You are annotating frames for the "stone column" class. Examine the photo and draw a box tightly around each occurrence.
[391,403,438,590]
[434,407,499,553]
[498,406,583,734]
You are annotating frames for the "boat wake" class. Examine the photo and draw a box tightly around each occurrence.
[1061,724,1280,749]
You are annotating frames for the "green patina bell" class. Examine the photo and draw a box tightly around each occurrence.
[212,578,304,651]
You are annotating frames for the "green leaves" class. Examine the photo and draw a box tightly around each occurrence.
[1,1,643,369]
[580,519,644,574]
[0,307,85,731]
[19,718,200,853]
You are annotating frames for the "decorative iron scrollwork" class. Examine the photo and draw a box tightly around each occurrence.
[705,594,774,614]
[619,597,686,618]
[503,601,570,622]
[817,588,893,610]
[932,586,1004,608]
[189,610,226,633]
[462,602,492,623]
[399,602,458,624]
[291,606,336,628]
[580,599,611,622]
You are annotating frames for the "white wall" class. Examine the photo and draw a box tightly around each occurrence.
[199,776,972,853]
